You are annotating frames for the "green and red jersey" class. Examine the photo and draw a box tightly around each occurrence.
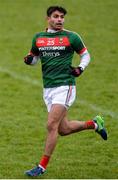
[30,29,86,88]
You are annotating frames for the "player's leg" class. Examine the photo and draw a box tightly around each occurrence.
[57,85,107,139]
[25,104,66,176]
[58,114,107,140]
[58,112,95,136]
[44,104,66,156]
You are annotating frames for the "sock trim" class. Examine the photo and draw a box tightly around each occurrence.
[38,164,46,172]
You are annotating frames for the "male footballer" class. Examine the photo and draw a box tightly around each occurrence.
[24,6,107,177]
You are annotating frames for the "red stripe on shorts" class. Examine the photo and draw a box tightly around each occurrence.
[65,85,72,106]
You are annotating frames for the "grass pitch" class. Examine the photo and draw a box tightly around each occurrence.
[0,0,118,179]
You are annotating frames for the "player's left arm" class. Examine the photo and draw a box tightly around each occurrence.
[71,33,91,77]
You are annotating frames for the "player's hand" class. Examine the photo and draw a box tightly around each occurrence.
[70,66,83,77]
[24,55,34,65]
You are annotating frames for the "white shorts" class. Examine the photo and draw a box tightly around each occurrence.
[43,85,76,112]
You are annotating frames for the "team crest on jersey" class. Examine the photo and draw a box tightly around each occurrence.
[59,38,63,44]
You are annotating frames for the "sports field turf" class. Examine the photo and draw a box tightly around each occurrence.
[0,0,118,178]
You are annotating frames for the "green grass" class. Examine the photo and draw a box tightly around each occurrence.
[0,0,118,178]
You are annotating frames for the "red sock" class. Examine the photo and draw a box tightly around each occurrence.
[39,155,50,169]
[85,120,95,129]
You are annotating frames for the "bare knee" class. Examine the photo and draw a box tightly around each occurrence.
[47,118,59,132]
[58,119,71,136]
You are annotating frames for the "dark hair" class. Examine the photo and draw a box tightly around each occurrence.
[47,6,67,17]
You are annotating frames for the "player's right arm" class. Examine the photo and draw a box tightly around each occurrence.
[24,34,40,65]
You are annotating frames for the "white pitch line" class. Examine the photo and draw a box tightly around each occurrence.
[78,99,117,119]
[0,66,42,87]
[0,66,117,119]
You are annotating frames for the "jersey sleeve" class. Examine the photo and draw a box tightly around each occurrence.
[30,34,40,56]
[71,32,87,55]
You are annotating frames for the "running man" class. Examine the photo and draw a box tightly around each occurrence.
[24,6,107,177]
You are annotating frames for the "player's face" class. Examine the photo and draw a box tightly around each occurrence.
[47,11,65,30]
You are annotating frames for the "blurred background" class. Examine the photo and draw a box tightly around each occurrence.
[0,0,118,178]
